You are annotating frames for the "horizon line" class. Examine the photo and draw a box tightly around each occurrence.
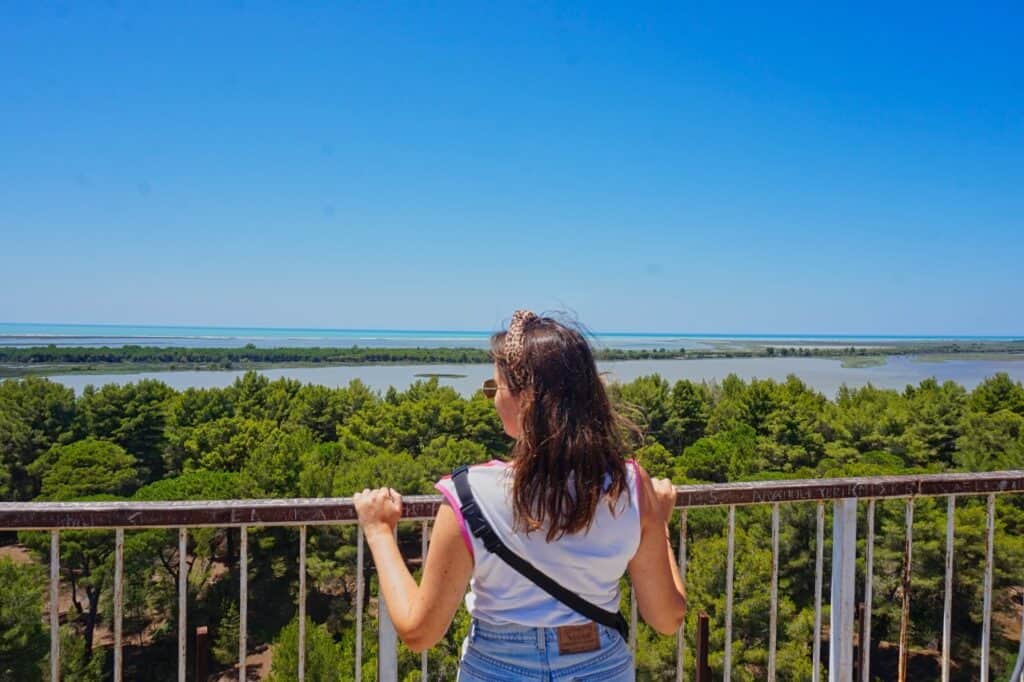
[1,321,1022,340]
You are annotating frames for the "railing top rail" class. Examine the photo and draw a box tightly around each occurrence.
[673,469,1024,508]
[2,470,1022,530]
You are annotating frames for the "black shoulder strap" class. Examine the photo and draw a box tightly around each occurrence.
[451,465,629,640]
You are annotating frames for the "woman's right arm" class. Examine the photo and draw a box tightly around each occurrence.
[627,464,687,635]
[357,491,473,653]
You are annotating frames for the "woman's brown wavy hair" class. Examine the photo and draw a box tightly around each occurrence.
[491,314,638,541]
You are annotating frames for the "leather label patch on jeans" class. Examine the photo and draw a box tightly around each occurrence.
[557,622,600,654]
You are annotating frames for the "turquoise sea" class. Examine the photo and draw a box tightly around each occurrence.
[1,322,1018,351]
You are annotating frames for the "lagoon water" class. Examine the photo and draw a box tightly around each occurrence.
[46,355,1024,399]
[3,322,1017,351]
[8,322,1021,397]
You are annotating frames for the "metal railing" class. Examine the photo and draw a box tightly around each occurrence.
[3,470,1024,681]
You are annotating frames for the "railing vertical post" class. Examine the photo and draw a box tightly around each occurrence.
[195,626,209,681]
[299,525,307,682]
[50,529,60,682]
[853,602,864,681]
[114,527,124,682]
[768,503,779,682]
[981,494,996,682]
[897,499,914,682]
[378,528,399,682]
[240,526,248,681]
[813,502,824,682]
[178,527,187,682]
[695,611,711,682]
[676,509,688,682]
[830,498,857,682]
[421,521,430,681]
[941,496,955,682]
[861,499,875,682]
[724,505,736,682]
[356,526,365,682]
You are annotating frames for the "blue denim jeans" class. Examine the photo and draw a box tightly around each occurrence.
[457,618,635,681]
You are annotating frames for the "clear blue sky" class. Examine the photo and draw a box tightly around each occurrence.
[2,2,1021,334]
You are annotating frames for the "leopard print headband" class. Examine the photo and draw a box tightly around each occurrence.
[504,309,537,386]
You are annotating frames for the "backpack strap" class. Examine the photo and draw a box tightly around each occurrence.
[451,465,629,640]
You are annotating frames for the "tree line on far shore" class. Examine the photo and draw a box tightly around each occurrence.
[1,370,1023,680]
[3,339,1022,376]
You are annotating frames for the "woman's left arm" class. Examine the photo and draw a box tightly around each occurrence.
[354,487,473,653]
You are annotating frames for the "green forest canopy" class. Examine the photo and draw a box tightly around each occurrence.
[1,371,1023,680]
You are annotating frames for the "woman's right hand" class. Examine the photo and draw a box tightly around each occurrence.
[354,487,403,539]
[650,477,678,525]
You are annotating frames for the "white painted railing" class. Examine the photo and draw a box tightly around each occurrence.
[3,470,1024,681]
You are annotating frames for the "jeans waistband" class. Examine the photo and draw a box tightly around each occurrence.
[469,618,616,644]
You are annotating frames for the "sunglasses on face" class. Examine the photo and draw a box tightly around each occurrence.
[482,378,507,399]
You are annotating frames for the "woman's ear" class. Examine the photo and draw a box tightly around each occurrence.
[513,388,530,429]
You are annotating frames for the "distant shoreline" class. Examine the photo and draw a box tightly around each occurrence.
[2,340,1022,379]
[2,322,1021,347]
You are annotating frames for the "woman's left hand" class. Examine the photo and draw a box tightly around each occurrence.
[354,487,403,537]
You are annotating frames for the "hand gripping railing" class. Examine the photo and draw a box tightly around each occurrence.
[3,469,1024,681]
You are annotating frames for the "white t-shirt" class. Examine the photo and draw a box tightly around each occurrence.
[435,459,642,627]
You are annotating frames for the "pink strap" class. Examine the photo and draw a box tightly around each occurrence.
[629,459,643,513]
[434,480,474,558]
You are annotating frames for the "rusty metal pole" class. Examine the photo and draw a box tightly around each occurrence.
[853,602,863,682]
[694,612,711,682]
[195,626,209,681]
